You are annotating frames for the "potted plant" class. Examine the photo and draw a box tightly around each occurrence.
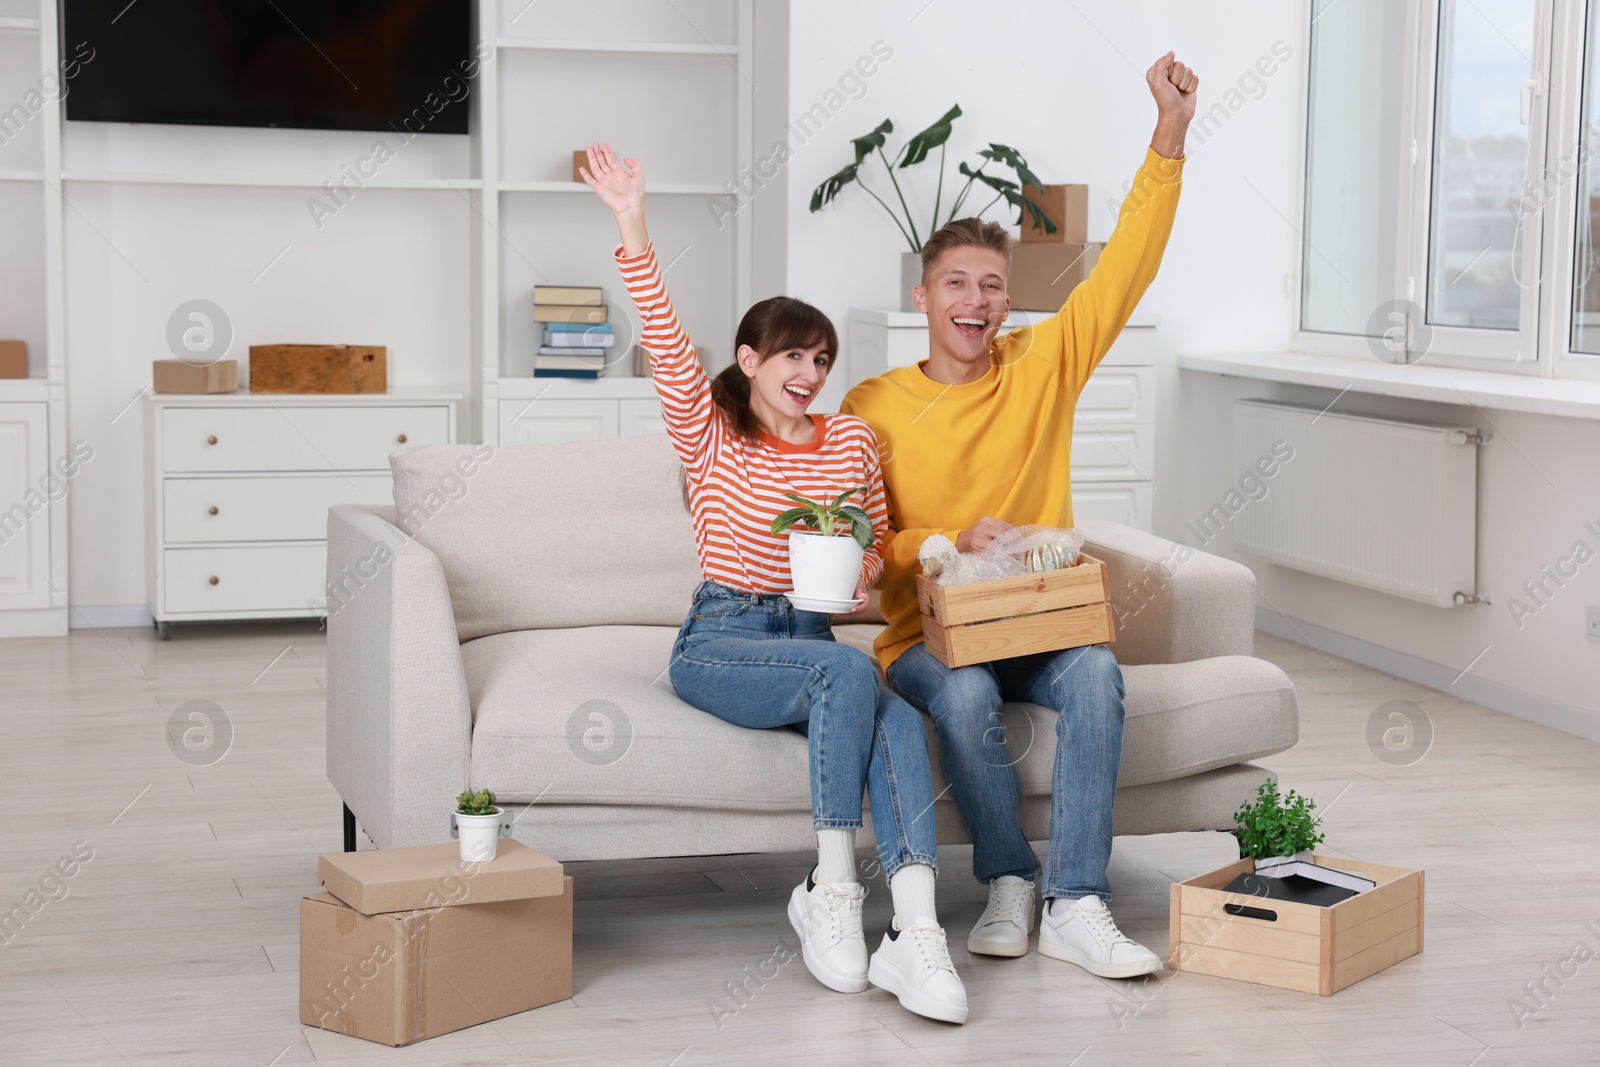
[455,788,503,863]
[809,104,1058,310]
[1232,779,1326,870]
[771,488,873,608]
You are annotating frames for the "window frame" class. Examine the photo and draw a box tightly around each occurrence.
[1291,0,1600,381]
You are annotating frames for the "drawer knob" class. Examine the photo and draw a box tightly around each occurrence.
[207,506,218,516]
[208,576,219,585]
[206,435,218,445]
[396,433,408,443]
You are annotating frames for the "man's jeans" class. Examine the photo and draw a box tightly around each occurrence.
[887,641,1125,900]
[669,581,939,879]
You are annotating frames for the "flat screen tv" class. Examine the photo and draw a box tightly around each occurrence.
[62,0,474,134]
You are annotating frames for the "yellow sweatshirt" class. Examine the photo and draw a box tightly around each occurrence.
[840,146,1184,671]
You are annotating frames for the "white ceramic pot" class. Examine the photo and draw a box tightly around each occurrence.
[788,531,865,601]
[456,810,502,863]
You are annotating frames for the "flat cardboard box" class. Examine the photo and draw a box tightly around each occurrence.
[248,344,386,394]
[1007,241,1103,312]
[319,839,564,915]
[1169,855,1423,996]
[1020,184,1089,243]
[300,876,573,1046]
[572,149,587,182]
[0,340,25,378]
[152,359,238,394]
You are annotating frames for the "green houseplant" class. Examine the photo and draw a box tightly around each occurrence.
[1233,780,1326,866]
[809,105,1061,312]
[772,488,873,605]
[455,788,503,863]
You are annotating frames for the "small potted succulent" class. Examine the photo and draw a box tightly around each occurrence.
[454,788,504,863]
[1233,779,1326,870]
[771,487,873,607]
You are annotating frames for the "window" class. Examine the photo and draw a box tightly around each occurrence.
[1298,0,1600,379]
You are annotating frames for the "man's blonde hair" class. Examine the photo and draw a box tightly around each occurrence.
[920,217,1012,283]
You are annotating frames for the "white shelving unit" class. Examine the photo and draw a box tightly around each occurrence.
[0,2,66,637]
[476,0,754,445]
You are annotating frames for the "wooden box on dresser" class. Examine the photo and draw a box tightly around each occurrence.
[848,310,1158,531]
[145,389,458,638]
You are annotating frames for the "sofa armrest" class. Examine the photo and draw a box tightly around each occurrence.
[326,504,472,848]
[1079,519,1256,665]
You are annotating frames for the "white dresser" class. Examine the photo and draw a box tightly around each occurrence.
[145,389,459,638]
[848,309,1158,531]
[0,395,53,617]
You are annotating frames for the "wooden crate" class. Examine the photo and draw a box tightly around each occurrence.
[1169,855,1425,996]
[248,345,386,394]
[914,554,1113,668]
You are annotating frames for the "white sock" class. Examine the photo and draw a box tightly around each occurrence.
[890,862,938,925]
[816,828,858,884]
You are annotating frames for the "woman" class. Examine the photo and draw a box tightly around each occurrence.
[582,142,967,1024]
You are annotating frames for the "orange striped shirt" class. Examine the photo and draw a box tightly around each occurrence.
[616,244,886,595]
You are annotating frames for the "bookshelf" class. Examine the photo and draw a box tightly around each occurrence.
[475,0,756,444]
[0,2,66,635]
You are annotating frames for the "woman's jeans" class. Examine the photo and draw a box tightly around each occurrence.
[669,581,938,880]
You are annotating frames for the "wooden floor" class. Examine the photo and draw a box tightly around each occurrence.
[0,622,1595,1066]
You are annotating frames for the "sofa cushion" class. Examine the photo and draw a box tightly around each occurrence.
[465,626,1299,809]
[391,437,702,640]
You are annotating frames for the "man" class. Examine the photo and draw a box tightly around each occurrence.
[840,52,1196,978]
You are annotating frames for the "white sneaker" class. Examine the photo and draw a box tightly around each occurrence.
[787,871,869,993]
[967,875,1035,957]
[1037,895,1162,978]
[868,917,969,1024]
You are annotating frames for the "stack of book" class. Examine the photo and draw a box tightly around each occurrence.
[533,286,611,379]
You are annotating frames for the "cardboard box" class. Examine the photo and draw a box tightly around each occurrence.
[1020,184,1089,243]
[0,340,25,378]
[1169,855,1424,996]
[248,344,386,394]
[152,359,238,394]
[318,840,564,915]
[1007,242,1103,312]
[915,555,1113,669]
[572,150,587,182]
[300,877,573,1046]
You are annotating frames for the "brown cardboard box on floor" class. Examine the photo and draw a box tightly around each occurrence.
[301,841,572,1047]
[1007,241,1104,312]
[1020,184,1089,243]
[152,359,238,394]
[0,340,26,378]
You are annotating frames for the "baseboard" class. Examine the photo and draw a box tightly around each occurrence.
[0,607,68,638]
[68,604,154,631]
[1256,607,1600,742]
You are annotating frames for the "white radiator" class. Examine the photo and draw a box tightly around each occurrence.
[1228,399,1480,607]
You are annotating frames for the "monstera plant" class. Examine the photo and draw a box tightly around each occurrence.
[809,104,1058,252]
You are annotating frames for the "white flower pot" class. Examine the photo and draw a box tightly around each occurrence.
[456,810,502,863]
[788,531,865,601]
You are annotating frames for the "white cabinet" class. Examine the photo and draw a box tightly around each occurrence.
[0,402,50,611]
[146,390,458,636]
[494,378,667,445]
[847,308,1159,531]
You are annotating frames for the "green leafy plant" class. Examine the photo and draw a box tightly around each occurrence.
[456,789,499,816]
[1232,780,1326,860]
[809,104,1057,253]
[770,487,873,549]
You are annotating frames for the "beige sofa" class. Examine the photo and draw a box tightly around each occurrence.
[325,435,1298,859]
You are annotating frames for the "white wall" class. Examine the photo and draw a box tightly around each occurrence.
[785,0,1599,722]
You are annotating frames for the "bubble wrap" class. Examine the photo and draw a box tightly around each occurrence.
[918,525,1086,587]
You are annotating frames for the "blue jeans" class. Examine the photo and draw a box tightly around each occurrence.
[668,581,939,879]
[886,641,1125,900]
